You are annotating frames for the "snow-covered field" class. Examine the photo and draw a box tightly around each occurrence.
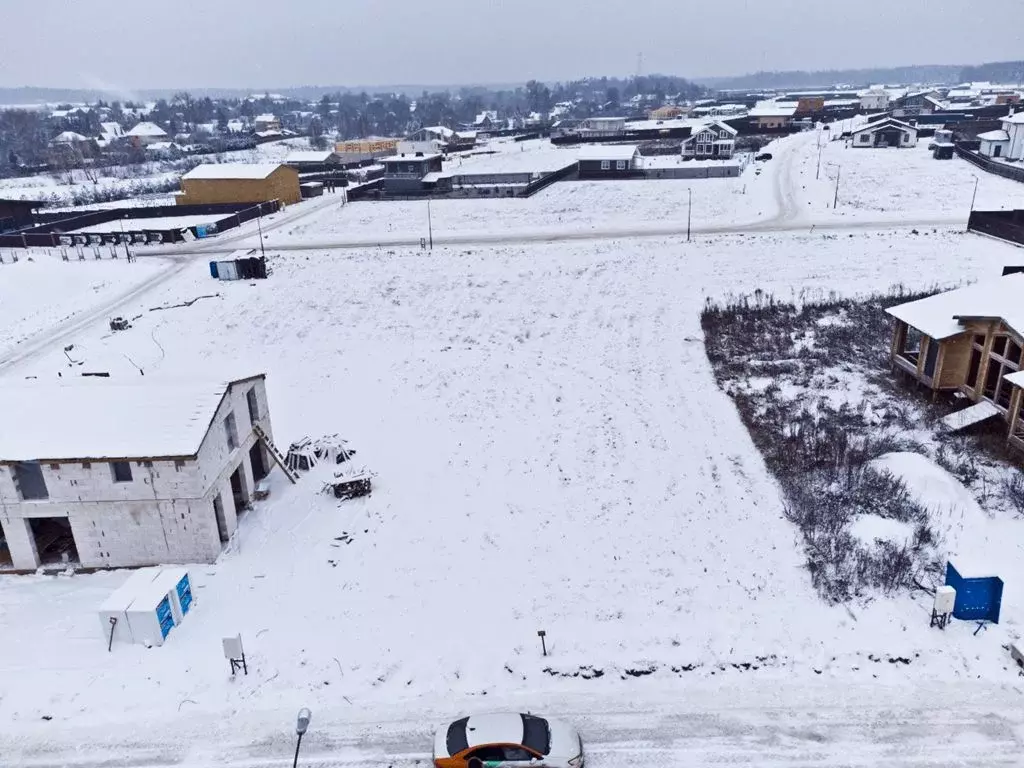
[4,128,1024,765]
[2,227,1022,753]
[789,130,1024,221]
[270,174,775,246]
[0,253,171,362]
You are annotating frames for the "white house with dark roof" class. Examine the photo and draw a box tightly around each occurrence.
[978,111,1024,161]
[0,375,282,570]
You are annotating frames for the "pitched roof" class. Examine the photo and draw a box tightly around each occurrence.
[1003,112,1024,124]
[126,122,168,137]
[285,150,336,163]
[853,117,917,134]
[977,130,1010,141]
[0,375,264,461]
[749,104,797,117]
[885,274,1024,340]
[182,163,286,180]
[52,131,90,143]
[578,144,639,161]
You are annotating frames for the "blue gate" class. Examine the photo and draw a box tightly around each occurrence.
[945,562,1003,623]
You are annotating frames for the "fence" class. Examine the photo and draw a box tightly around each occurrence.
[0,200,280,249]
[968,209,1024,246]
[954,145,1024,184]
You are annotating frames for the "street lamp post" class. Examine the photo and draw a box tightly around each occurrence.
[293,708,311,768]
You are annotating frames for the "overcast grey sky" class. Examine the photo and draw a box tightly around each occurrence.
[2,0,1021,90]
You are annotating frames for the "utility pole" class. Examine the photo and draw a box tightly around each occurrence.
[256,210,266,259]
[427,200,433,250]
[119,216,130,260]
[969,174,979,215]
[833,164,841,209]
[816,128,824,180]
[687,188,692,242]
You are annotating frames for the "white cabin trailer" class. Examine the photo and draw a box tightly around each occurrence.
[0,375,277,570]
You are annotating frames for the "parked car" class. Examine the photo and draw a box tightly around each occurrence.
[433,712,583,768]
[755,152,773,161]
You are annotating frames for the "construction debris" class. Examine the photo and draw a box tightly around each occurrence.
[286,435,356,474]
[323,468,374,501]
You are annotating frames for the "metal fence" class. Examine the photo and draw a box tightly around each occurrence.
[955,145,1024,184]
[968,209,1024,246]
[0,200,280,249]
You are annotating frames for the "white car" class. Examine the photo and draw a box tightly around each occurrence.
[432,712,584,768]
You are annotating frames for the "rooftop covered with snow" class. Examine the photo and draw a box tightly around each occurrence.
[182,163,286,181]
[126,122,168,137]
[0,375,264,462]
[885,273,1024,339]
[285,150,337,163]
[578,144,639,161]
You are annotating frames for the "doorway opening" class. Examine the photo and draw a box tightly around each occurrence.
[213,493,229,543]
[229,465,249,515]
[249,442,268,482]
[0,521,13,568]
[29,517,79,566]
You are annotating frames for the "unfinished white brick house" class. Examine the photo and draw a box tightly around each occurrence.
[0,374,279,570]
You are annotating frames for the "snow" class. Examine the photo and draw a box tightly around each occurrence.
[0,254,170,364]
[977,130,1010,141]
[7,126,1024,762]
[440,139,578,175]
[849,514,915,546]
[0,377,248,461]
[285,150,336,163]
[126,122,168,138]
[182,163,284,180]
[864,450,1024,598]
[884,272,1024,339]
[749,104,798,117]
[789,130,1024,221]
[852,117,916,134]
[577,145,638,161]
[67,214,233,234]
[1005,370,1024,387]
[464,713,523,747]
[641,155,742,169]
[940,400,1002,431]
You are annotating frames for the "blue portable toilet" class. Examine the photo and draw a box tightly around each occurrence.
[945,561,1003,623]
[209,261,219,278]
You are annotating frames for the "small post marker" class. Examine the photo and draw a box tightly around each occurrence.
[537,630,547,657]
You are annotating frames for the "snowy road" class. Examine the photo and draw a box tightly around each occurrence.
[139,214,967,256]
[13,685,1024,767]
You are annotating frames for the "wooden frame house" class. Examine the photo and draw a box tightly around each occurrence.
[886,274,1024,451]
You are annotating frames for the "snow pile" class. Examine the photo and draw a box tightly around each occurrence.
[868,451,986,557]
[849,513,915,547]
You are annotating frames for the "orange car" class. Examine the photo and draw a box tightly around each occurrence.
[432,712,583,768]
